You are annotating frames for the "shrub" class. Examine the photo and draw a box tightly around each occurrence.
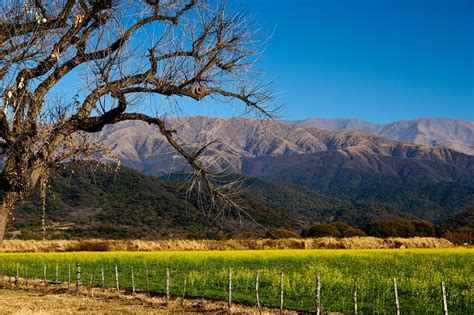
[366,220,436,238]
[266,228,300,239]
[304,224,340,237]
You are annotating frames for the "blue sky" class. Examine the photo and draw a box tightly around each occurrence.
[54,0,474,124]
[216,0,473,123]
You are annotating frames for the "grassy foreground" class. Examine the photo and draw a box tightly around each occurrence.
[0,248,472,314]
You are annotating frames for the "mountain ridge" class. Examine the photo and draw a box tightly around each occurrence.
[96,117,474,179]
[291,117,474,155]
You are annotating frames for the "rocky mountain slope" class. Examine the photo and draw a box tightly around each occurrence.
[97,117,474,180]
[292,118,474,155]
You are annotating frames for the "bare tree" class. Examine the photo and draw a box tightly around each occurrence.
[0,0,273,242]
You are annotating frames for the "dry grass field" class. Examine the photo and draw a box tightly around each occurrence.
[0,237,453,253]
[0,283,289,314]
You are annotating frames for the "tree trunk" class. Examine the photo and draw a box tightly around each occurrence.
[0,192,19,245]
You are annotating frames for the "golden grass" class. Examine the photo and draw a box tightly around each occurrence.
[0,237,453,253]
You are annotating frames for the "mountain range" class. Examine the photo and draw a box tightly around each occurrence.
[291,118,474,155]
[8,116,474,239]
[97,117,474,180]
[91,117,474,221]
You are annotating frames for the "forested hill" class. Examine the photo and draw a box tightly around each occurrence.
[8,164,472,240]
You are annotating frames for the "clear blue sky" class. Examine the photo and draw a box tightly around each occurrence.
[55,0,474,124]
[211,0,473,123]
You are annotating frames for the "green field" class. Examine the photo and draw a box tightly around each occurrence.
[0,249,472,314]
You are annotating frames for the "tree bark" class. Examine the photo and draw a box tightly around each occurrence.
[0,191,19,244]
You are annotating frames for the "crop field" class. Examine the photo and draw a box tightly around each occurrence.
[0,248,472,314]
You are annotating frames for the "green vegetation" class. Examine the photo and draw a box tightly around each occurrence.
[301,222,366,238]
[0,249,472,314]
[10,164,472,243]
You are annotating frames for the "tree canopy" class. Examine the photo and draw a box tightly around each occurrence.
[0,0,273,241]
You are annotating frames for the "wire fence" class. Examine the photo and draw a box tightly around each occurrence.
[0,260,462,314]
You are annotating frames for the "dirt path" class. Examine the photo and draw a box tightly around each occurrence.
[0,286,296,314]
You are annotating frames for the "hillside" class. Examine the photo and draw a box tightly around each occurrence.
[7,163,473,240]
[293,118,474,155]
[90,117,474,221]
[10,164,417,239]
[241,151,474,221]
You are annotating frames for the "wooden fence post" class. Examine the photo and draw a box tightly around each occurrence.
[55,263,58,283]
[131,266,136,295]
[228,268,232,310]
[68,264,71,290]
[25,265,28,287]
[255,270,261,310]
[181,275,187,306]
[393,278,400,315]
[76,263,81,292]
[89,274,93,288]
[441,281,448,315]
[315,273,321,315]
[166,268,170,303]
[15,263,19,286]
[353,278,358,315]
[43,264,47,287]
[101,266,105,289]
[280,271,284,314]
[115,265,119,292]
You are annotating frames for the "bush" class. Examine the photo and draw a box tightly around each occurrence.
[303,224,340,237]
[301,222,366,238]
[331,222,366,237]
[366,220,436,238]
[266,228,300,239]
[442,227,472,245]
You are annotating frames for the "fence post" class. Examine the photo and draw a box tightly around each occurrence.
[68,264,71,290]
[166,268,170,304]
[0,264,3,286]
[101,266,105,289]
[353,277,358,315]
[43,264,47,287]
[54,264,59,284]
[441,281,448,315]
[255,270,261,310]
[181,275,187,306]
[131,266,136,295]
[280,271,284,314]
[89,273,93,288]
[228,268,232,310]
[15,263,19,286]
[115,265,119,292]
[76,263,81,292]
[316,273,321,315]
[393,278,400,315]
[25,265,28,287]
